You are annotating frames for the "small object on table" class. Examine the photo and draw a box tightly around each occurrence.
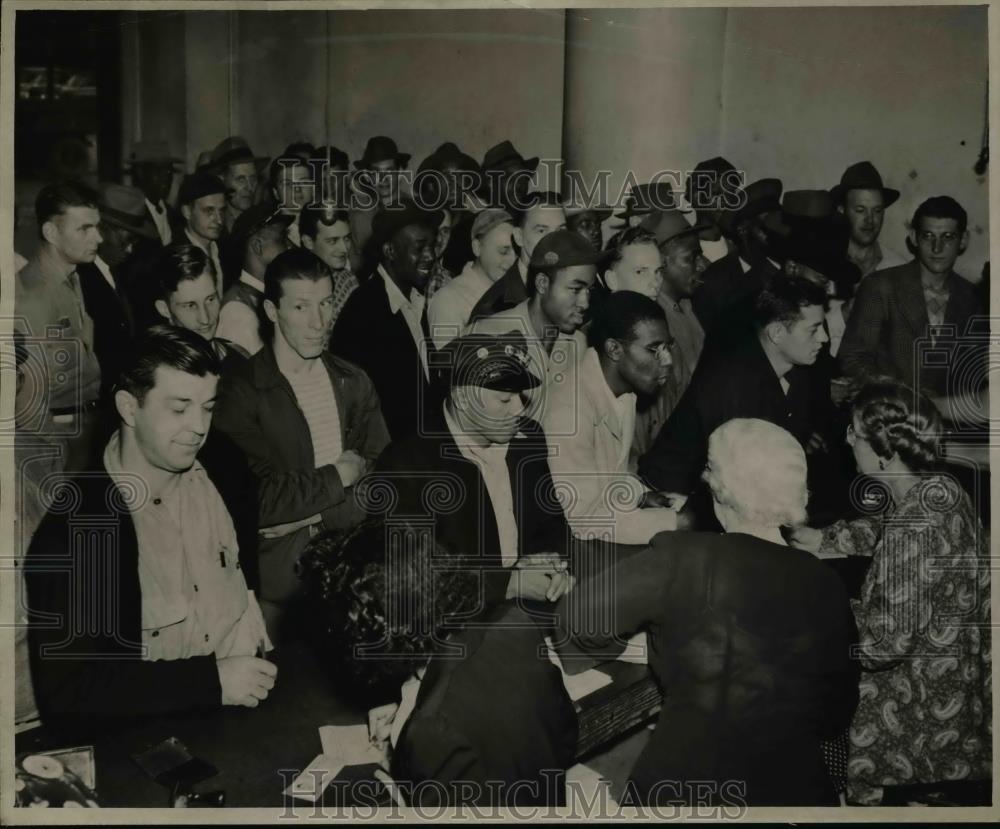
[15,750,99,808]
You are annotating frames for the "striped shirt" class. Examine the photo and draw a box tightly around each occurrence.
[281,361,343,467]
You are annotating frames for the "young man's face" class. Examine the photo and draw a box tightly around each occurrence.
[266,276,335,360]
[514,205,566,262]
[616,317,673,397]
[605,241,663,300]
[371,159,401,203]
[222,161,259,212]
[567,210,603,251]
[387,223,437,293]
[474,222,517,282]
[912,216,965,276]
[538,264,595,333]
[662,234,709,299]
[127,366,218,473]
[47,206,102,265]
[184,193,226,242]
[157,271,221,341]
[302,219,351,272]
[771,304,829,366]
[842,189,885,248]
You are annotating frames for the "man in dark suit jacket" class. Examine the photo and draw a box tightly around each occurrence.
[839,196,984,400]
[468,192,566,323]
[368,331,573,611]
[640,275,836,521]
[26,327,275,727]
[329,198,443,441]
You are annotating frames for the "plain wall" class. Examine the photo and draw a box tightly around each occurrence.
[123,8,566,176]
[721,5,989,279]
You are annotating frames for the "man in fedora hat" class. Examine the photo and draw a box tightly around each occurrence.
[349,136,412,260]
[417,142,481,210]
[613,181,687,229]
[482,140,539,213]
[178,172,229,295]
[681,156,740,264]
[126,140,183,246]
[831,160,907,279]
[470,229,604,423]
[206,137,270,234]
[329,197,442,441]
[468,191,566,322]
[693,177,783,348]
[370,329,574,609]
[77,182,159,403]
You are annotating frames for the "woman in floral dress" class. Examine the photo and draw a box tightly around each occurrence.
[794,378,991,805]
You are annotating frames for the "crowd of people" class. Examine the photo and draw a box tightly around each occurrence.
[12,132,992,808]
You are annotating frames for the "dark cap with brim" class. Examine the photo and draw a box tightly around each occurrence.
[442,331,541,392]
[529,228,610,269]
[177,172,231,206]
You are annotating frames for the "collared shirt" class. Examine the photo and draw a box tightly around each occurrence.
[280,359,344,468]
[444,405,518,568]
[185,227,224,296]
[103,432,270,662]
[468,299,586,424]
[827,298,847,358]
[922,276,951,340]
[331,268,359,327]
[146,198,173,245]
[94,254,116,291]
[658,293,704,399]
[218,270,265,356]
[428,260,494,349]
[15,249,102,409]
[849,240,909,280]
[379,264,429,380]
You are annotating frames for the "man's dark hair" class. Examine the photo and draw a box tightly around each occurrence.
[263,247,332,306]
[299,204,350,241]
[156,244,217,300]
[298,520,477,708]
[268,153,310,194]
[35,180,99,235]
[753,274,829,330]
[912,196,968,237]
[587,289,666,352]
[117,324,221,405]
[604,226,659,272]
[510,191,564,229]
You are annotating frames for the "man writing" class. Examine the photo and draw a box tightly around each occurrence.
[26,326,275,721]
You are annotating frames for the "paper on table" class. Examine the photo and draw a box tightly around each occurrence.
[318,724,384,766]
[283,754,342,802]
[544,638,613,701]
[616,631,648,664]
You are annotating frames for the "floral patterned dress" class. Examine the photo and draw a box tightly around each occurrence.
[819,475,992,805]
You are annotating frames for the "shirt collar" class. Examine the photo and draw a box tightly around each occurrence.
[239,270,265,293]
[185,227,216,255]
[103,431,205,509]
[145,197,165,215]
[378,264,424,315]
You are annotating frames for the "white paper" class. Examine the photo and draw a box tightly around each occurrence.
[616,631,649,664]
[318,724,384,766]
[283,754,343,802]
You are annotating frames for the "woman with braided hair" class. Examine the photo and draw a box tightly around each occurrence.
[791,378,992,805]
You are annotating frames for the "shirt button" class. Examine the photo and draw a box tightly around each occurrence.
[153,498,162,505]
[151,630,159,637]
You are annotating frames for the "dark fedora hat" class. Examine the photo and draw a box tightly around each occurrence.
[313,145,351,170]
[125,140,183,170]
[830,161,899,207]
[177,172,231,207]
[96,182,159,240]
[206,136,270,174]
[481,140,539,172]
[372,196,443,247]
[717,177,783,235]
[763,189,837,236]
[355,136,411,170]
[418,142,481,175]
[640,208,709,248]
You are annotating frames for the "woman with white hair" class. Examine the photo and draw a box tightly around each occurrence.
[558,418,859,806]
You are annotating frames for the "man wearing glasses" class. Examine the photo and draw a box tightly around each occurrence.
[543,290,684,546]
[839,195,983,401]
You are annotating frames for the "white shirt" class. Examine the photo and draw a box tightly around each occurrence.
[94,254,116,290]
[185,227,224,296]
[827,298,847,358]
[428,261,494,349]
[146,198,173,246]
[444,405,518,568]
[217,270,265,356]
[379,264,429,380]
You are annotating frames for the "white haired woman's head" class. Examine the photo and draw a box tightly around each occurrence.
[704,418,808,529]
